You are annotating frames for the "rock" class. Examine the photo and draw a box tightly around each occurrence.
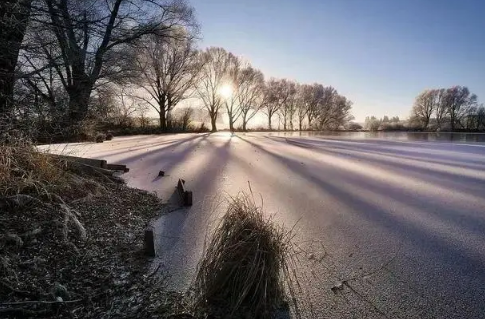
[52,282,70,300]
[331,281,346,293]
[158,170,165,177]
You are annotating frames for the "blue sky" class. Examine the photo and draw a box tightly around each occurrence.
[191,0,485,122]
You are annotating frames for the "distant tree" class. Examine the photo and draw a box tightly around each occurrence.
[313,86,337,129]
[180,107,194,131]
[478,106,485,130]
[306,83,324,128]
[277,80,297,130]
[382,115,390,123]
[133,28,200,130]
[263,78,291,130]
[346,122,363,130]
[113,87,139,127]
[434,89,447,130]
[411,90,437,130]
[296,84,311,131]
[196,47,234,132]
[364,116,380,131]
[442,86,477,130]
[223,55,243,132]
[238,66,265,131]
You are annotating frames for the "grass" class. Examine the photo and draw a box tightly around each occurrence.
[0,135,168,318]
[192,193,303,318]
[0,137,105,202]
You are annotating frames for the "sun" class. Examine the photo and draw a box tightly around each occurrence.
[218,83,233,99]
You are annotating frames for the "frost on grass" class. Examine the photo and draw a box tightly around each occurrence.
[0,137,167,318]
[191,193,307,319]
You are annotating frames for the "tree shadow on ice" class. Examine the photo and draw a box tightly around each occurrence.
[118,134,209,170]
[286,136,485,166]
[236,135,485,312]
[151,136,234,290]
[265,135,485,244]
[267,137,485,199]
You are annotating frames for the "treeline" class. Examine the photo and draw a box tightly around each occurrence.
[409,86,484,131]
[364,116,403,131]
[0,0,354,142]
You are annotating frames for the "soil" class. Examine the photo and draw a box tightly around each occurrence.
[0,181,186,318]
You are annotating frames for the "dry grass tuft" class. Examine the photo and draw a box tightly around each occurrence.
[192,193,302,318]
[0,136,107,202]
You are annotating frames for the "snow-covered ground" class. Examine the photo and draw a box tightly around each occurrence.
[40,133,485,318]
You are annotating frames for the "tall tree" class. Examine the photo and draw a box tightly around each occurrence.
[411,89,437,130]
[133,28,200,130]
[278,80,297,130]
[22,0,195,131]
[238,67,265,131]
[0,0,33,122]
[306,83,324,128]
[442,86,477,130]
[296,84,312,131]
[264,78,291,130]
[434,88,447,130]
[313,86,337,129]
[196,47,233,132]
[223,55,242,132]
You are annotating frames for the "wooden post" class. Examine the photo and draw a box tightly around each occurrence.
[177,179,193,206]
[144,228,155,257]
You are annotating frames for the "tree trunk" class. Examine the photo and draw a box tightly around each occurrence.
[158,95,166,130]
[159,111,166,130]
[242,113,248,131]
[210,114,217,132]
[268,114,272,130]
[299,119,302,131]
[229,120,234,132]
[0,0,33,121]
[67,83,92,124]
[166,94,173,130]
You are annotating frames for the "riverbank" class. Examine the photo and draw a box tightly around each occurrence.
[0,141,173,318]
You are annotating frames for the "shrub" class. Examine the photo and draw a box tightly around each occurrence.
[197,122,210,133]
[105,132,114,141]
[95,133,106,143]
[192,193,300,318]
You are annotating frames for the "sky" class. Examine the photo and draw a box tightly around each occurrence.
[190,0,485,122]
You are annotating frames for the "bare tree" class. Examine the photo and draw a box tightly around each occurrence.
[196,47,234,132]
[442,86,477,130]
[133,27,200,130]
[306,83,324,128]
[277,80,297,130]
[264,78,292,130]
[238,67,265,131]
[223,55,242,132]
[179,107,193,131]
[313,86,336,129]
[20,0,195,133]
[0,0,33,121]
[113,86,139,127]
[296,84,311,131]
[411,90,439,130]
[434,88,447,130]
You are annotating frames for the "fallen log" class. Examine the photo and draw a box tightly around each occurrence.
[106,163,129,172]
[47,154,108,169]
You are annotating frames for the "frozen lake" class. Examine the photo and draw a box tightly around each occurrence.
[41,133,485,318]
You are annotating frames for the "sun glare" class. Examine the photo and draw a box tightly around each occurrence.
[219,83,233,99]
